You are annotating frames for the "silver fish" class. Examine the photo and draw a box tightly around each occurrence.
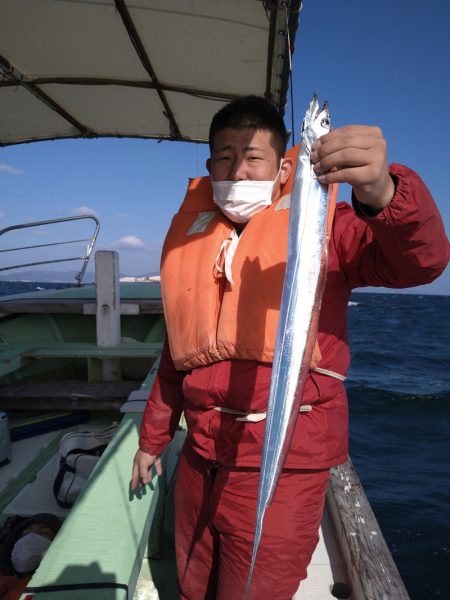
[244,95,334,597]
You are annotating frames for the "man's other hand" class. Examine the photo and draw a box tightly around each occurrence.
[131,449,162,490]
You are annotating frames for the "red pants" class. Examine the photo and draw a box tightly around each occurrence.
[174,442,329,600]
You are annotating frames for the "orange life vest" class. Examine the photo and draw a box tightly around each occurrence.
[160,145,337,371]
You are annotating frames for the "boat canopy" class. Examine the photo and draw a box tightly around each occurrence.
[0,0,300,146]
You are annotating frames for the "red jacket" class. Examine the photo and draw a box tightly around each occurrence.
[139,164,449,469]
[0,574,29,600]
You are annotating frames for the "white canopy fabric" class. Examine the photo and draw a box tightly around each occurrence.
[0,0,300,146]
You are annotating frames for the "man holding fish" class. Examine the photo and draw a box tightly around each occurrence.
[131,96,448,599]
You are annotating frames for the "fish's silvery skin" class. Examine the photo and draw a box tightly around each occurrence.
[244,95,334,597]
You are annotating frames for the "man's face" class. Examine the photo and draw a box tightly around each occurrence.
[207,127,292,200]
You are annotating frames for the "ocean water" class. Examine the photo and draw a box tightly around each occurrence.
[347,292,449,600]
[0,280,78,296]
[0,282,448,599]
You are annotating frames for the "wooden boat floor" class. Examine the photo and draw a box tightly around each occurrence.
[294,507,350,599]
[0,379,143,410]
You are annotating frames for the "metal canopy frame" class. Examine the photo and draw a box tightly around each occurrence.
[0,0,301,146]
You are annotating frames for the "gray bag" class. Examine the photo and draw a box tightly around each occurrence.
[53,424,118,508]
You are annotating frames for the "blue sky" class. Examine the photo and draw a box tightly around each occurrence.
[1,0,449,293]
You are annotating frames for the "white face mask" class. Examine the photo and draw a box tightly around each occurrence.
[212,163,283,223]
[11,532,52,574]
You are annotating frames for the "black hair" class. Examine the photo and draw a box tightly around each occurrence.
[209,96,288,159]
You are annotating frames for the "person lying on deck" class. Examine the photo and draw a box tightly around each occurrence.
[0,513,61,600]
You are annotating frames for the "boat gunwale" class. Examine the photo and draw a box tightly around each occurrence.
[327,458,411,600]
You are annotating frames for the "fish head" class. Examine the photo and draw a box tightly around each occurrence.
[301,94,331,152]
[313,102,331,138]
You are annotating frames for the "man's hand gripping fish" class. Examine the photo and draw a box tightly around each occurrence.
[244,95,337,597]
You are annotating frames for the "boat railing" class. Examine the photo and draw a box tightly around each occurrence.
[0,215,100,285]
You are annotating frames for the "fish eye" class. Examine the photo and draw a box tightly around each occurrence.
[321,117,330,128]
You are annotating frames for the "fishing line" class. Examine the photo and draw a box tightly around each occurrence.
[283,2,295,146]
[195,141,199,175]
[289,72,295,147]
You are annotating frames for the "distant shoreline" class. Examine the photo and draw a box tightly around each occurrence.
[0,279,448,298]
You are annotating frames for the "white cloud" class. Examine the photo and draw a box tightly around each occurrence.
[111,235,147,250]
[0,163,24,175]
[116,213,130,220]
[71,206,98,217]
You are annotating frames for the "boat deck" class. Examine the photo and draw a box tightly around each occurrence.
[1,412,351,600]
[1,401,411,600]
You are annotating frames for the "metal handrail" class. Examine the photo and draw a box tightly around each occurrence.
[0,215,100,285]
